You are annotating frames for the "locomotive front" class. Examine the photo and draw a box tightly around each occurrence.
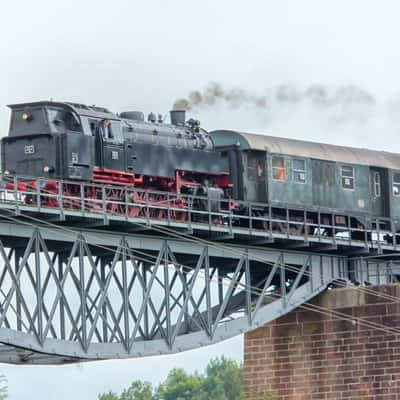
[1,102,93,181]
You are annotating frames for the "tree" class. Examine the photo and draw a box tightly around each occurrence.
[155,368,205,400]
[96,358,245,400]
[120,381,153,400]
[202,357,243,400]
[98,391,118,400]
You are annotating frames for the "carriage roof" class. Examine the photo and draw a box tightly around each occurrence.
[211,130,400,170]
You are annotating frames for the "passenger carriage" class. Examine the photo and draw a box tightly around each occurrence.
[211,130,400,239]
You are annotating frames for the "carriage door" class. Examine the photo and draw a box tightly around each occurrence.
[370,167,388,217]
[312,160,336,208]
[245,151,267,202]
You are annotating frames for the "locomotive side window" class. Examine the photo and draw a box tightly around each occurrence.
[272,156,286,181]
[293,158,306,183]
[374,172,381,197]
[65,112,81,132]
[341,165,355,190]
[247,152,265,181]
[89,119,123,142]
[89,119,97,135]
[99,119,113,139]
[110,121,123,142]
[393,173,400,196]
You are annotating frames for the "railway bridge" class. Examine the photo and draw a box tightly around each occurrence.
[0,177,398,367]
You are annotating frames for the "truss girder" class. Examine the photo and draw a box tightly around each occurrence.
[0,222,364,364]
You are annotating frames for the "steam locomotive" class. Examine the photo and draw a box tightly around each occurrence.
[1,102,232,218]
[2,100,400,238]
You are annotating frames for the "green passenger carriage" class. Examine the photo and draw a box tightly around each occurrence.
[211,130,400,234]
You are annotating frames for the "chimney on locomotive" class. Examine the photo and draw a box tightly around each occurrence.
[170,110,186,126]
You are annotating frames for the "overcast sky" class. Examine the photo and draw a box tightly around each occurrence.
[1,0,400,398]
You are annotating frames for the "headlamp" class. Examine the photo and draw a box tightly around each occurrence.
[43,165,54,173]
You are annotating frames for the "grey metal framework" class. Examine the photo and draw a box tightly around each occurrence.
[0,221,352,364]
[0,178,399,364]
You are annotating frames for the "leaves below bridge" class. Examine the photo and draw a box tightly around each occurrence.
[97,357,245,400]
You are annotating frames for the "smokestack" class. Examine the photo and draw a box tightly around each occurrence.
[170,110,186,126]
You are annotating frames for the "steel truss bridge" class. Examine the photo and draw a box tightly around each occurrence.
[0,177,398,364]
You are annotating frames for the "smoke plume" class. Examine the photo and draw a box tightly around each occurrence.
[173,82,400,151]
[173,82,374,111]
[173,82,269,111]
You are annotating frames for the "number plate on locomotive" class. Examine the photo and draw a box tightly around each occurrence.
[24,144,35,154]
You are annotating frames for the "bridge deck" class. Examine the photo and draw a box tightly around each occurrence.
[0,175,398,256]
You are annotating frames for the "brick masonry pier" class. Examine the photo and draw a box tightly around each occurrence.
[243,285,400,400]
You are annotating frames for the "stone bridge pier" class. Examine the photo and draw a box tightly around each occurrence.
[243,284,400,400]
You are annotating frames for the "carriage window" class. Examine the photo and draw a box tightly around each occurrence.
[272,156,286,181]
[341,166,355,190]
[247,153,265,181]
[374,172,381,197]
[393,173,400,196]
[293,159,306,183]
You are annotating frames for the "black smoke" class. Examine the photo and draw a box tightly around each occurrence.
[173,82,375,111]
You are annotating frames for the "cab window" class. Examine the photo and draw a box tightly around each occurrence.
[64,112,81,132]
[85,119,123,142]
[47,108,82,133]
[99,120,122,142]
[110,121,123,142]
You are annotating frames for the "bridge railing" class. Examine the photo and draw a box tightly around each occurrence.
[0,174,398,249]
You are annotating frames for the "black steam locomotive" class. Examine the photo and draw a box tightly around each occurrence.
[1,101,232,216]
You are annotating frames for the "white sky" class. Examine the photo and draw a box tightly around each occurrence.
[1,0,400,398]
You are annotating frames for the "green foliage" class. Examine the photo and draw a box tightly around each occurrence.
[203,356,243,400]
[120,381,153,400]
[97,357,245,400]
[98,391,119,400]
[155,368,204,400]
